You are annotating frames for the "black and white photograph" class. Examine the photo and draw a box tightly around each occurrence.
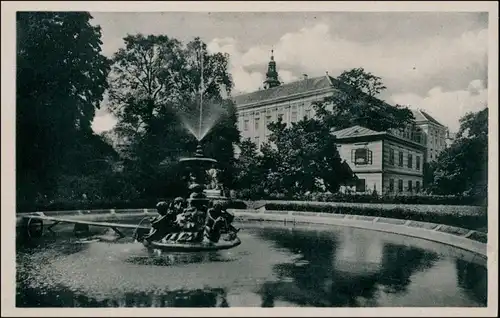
[1,1,498,316]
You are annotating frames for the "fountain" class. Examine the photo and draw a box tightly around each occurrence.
[179,143,224,201]
[176,48,229,204]
[139,48,239,251]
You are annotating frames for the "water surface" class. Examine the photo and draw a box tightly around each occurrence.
[16,222,487,307]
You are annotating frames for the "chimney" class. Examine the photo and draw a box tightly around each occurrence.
[303,74,308,80]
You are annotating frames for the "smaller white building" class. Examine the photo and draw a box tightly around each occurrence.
[333,125,426,195]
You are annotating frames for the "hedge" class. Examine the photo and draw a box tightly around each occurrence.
[264,202,487,232]
[234,191,487,206]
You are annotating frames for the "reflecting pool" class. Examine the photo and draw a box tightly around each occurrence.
[16,222,487,307]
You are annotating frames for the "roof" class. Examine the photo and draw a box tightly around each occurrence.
[332,125,426,150]
[332,125,385,139]
[232,75,338,106]
[411,109,444,127]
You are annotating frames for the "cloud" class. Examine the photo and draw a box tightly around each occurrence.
[205,22,488,133]
[92,15,488,133]
[91,106,118,134]
[390,79,488,133]
[207,37,264,94]
[207,22,487,97]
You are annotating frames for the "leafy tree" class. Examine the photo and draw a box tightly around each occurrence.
[233,139,268,197]
[260,118,351,197]
[313,68,414,132]
[422,162,437,189]
[457,106,488,140]
[429,108,488,199]
[16,12,110,204]
[108,34,237,199]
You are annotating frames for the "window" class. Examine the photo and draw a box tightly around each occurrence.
[416,181,420,193]
[254,136,260,148]
[408,180,412,192]
[408,154,413,169]
[351,148,373,165]
[278,113,284,121]
[398,179,403,192]
[244,120,249,131]
[304,109,311,119]
[356,179,366,192]
[416,156,421,170]
[291,111,297,123]
[415,130,422,143]
[389,148,395,165]
[399,151,404,167]
[389,179,395,192]
[254,118,260,130]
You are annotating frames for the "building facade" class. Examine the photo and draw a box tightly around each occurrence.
[333,126,425,195]
[445,130,456,148]
[410,109,448,162]
[232,54,443,194]
[233,53,344,149]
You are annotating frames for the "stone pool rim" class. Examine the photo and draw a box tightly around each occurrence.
[16,208,487,259]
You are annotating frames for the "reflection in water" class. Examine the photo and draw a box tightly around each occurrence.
[126,251,236,267]
[456,259,488,305]
[17,282,229,308]
[377,244,438,295]
[16,223,487,307]
[254,227,474,307]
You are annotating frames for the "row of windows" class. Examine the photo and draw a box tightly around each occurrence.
[354,179,421,193]
[388,179,421,193]
[398,127,423,143]
[389,148,421,170]
[242,110,313,131]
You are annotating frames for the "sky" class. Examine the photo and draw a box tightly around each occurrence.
[89,11,489,134]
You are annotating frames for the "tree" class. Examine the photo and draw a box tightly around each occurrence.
[429,108,488,198]
[313,68,414,132]
[260,118,352,197]
[108,34,237,199]
[233,139,268,198]
[16,12,110,203]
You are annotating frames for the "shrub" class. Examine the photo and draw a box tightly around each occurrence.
[263,202,487,231]
[234,191,487,206]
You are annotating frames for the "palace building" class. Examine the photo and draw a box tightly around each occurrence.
[410,109,448,162]
[233,51,344,149]
[232,52,446,193]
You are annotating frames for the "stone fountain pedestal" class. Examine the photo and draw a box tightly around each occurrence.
[179,143,230,206]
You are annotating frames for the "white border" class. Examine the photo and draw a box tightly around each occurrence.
[2,1,498,317]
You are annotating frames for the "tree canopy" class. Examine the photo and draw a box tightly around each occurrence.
[16,12,111,203]
[235,117,355,198]
[107,34,239,199]
[429,107,488,198]
[313,68,415,132]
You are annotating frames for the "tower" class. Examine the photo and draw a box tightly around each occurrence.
[263,50,281,89]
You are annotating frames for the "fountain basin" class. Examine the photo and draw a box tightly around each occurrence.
[16,220,487,307]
